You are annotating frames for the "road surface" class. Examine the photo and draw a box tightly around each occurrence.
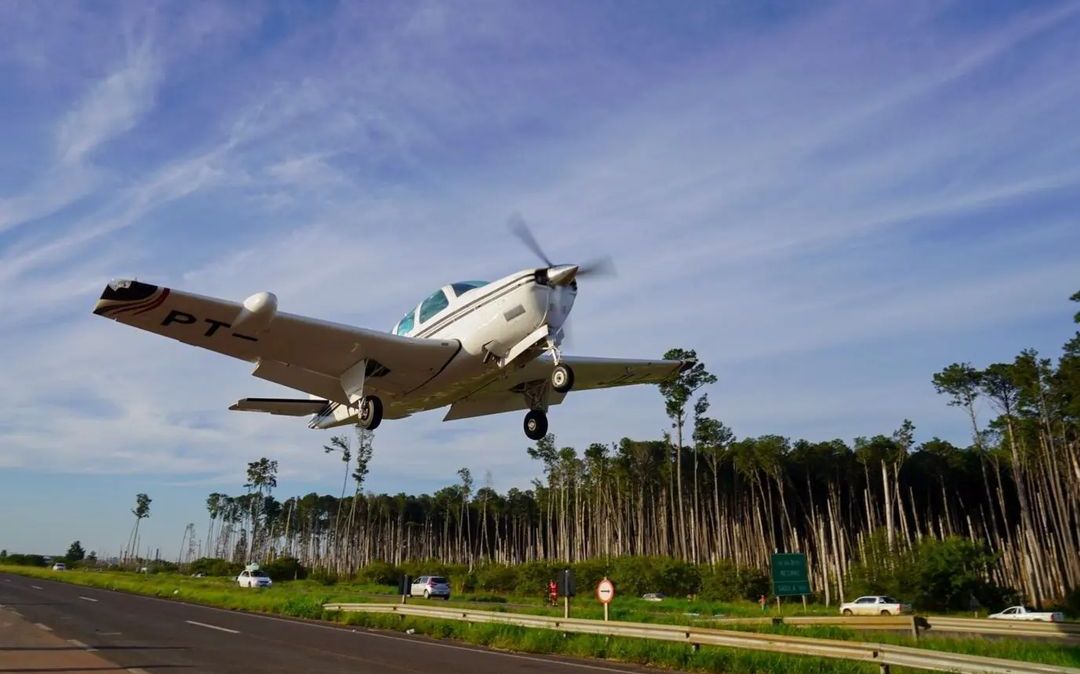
[0,572,671,673]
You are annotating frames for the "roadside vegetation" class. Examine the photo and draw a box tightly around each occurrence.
[3,563,1078,673]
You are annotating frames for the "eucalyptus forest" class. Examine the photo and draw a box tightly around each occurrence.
[193,292,1080,605]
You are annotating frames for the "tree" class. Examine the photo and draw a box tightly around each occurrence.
[126,493,152,562]
[659,348,716,560]
[65,541,86,562]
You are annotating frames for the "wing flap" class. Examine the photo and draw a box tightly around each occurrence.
[229,398,330,416]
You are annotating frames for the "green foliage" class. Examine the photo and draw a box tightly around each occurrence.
[475,564,520,593]
[515,560,559,596]
[608,556,701,597]
[847,534,1015,610]
[4,554,46,567]
[188,557,242,577]
[355,560,402,586]
[65,541,86,562]
[700,561,770,601]
[310,568,339,586]
[261,556,306,580]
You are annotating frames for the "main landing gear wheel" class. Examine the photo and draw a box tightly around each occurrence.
[357,395,383,430]
[551,364,574,393]
[524,410,548,440]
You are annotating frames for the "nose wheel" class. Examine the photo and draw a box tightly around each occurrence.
[356,395,383,430]
[523,409,548,440]
[551,364,574,393]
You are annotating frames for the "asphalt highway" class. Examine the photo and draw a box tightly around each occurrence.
[0,572,671,673]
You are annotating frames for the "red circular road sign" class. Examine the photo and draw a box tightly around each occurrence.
[596,577,616,604]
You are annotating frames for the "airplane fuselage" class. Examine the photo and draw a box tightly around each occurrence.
[312,268,577,428]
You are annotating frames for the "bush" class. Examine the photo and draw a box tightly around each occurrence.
[700,561,769,601]
[475,564,520,593]
[356,560,402,586]
[188,557,242,577]
[3,554,47,567]
[310,569,339,586]
[846,534,1013,611]
[515,561,559,596]
[570,559,611,594]
[606,556,700,597]
[262,556,307,581]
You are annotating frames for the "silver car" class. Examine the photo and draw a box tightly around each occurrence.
[410,575,451,600]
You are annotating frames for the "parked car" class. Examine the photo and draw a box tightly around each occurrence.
[237,569,272,588]
[988,606,1065,622]
[840,595,912,616]
[51,562,66,571]
[641,592,665,602]
[410,575,451,600]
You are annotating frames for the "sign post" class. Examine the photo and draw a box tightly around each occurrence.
[770,553,811,613]
[596,577,615,621]
[559,568,576,619]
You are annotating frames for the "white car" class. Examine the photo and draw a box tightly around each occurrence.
[840,595,912,616]
[410,575,451,600]
[237,569,272,588]
[51,562,66,571]
[988,606,1065,622]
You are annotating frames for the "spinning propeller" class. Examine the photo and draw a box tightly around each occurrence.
[508,213,615,285]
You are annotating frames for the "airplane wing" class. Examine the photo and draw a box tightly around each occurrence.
[443,355,685,421]
[93,280,460,404]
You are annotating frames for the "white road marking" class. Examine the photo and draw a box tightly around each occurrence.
[185,619,239,634]
[68,638,97,652]
[34,622,53,631]
[79,595,99,602]
[45,581,657,673]
[128,669,152,674]
[31,585,42,590]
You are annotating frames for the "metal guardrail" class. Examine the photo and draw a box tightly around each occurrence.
[925,616,1080,640]
[323,602,1080,674]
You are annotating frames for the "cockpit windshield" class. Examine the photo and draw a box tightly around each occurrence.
[393,309,415,336]
[392,281,489,336]
[450,280,488,296]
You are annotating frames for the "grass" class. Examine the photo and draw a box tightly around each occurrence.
[3,565,1077,673]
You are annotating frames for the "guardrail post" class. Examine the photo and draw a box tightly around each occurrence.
[910,615,920,641]
[879,665,890,674]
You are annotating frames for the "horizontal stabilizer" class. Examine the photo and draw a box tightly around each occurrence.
[229,398,330,417]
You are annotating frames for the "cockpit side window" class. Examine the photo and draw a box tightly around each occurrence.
[418,289,449,323]
[394,309,416,336]
[450,280,488,297]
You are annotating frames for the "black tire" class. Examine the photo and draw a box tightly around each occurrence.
[423,590,430,599]
[880,610,891,616]
[842,609,853,616]
[443,596,450,601]
[551,364,574,393]
[358,396,383,430]
[524,410,548,440]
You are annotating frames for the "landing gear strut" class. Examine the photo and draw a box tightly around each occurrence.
[551,364,574,393]
[357,395,383,430]
[523,409,548,440]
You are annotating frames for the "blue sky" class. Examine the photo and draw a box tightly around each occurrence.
[1,1,1078,559]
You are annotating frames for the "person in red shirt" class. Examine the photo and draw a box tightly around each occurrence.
[548,579,559,606]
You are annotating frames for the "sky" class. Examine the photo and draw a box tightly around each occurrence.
[1,1,1078,560]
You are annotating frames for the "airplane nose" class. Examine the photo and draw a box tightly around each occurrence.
[546,264,579,286]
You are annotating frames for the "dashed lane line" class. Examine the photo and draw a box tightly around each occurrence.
[79,595,99,602]
[34,622,53,631]
[31,585,43,590]
[69,638,98,652]
[185,619,240,634]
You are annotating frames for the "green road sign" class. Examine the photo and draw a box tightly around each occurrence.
[771,553,811,596]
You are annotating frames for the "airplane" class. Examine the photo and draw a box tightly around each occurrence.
[91,226,690,440]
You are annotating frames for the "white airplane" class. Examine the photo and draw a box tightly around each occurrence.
[92,229,689,439]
